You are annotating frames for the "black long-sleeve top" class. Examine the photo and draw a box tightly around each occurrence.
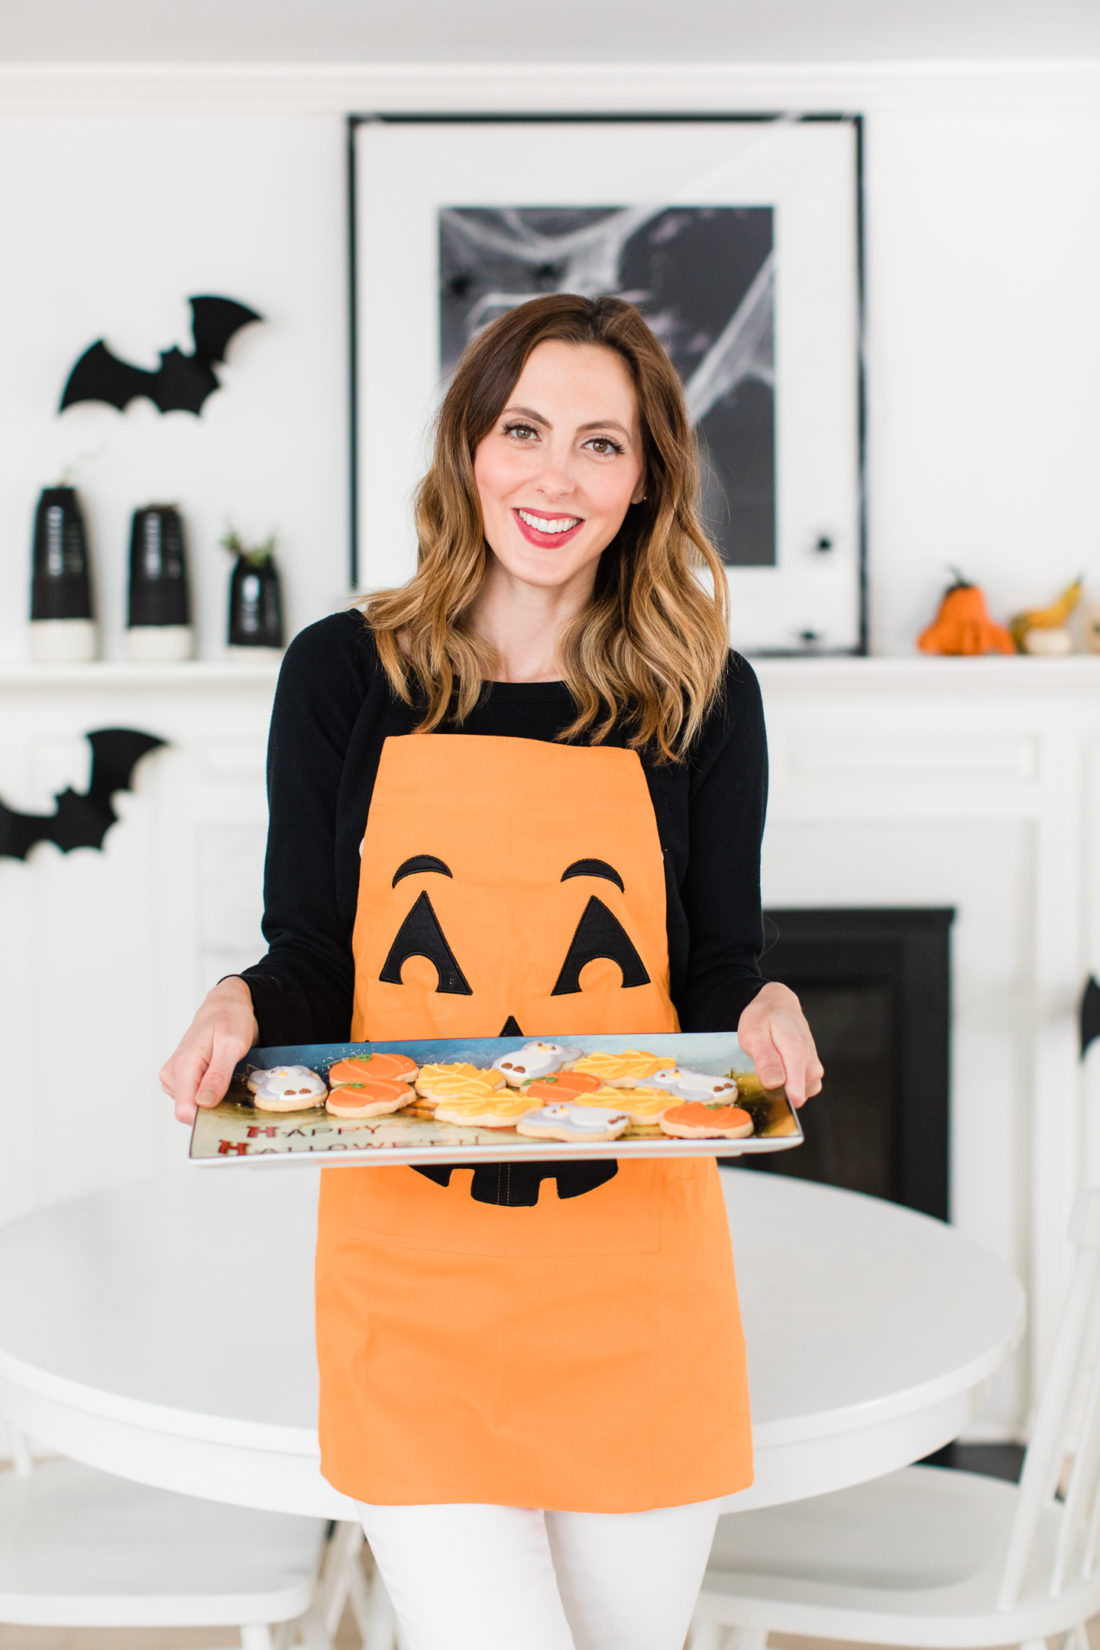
[239,609,768,1048]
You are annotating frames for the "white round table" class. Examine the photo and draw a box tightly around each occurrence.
[0,1168,1024,1517]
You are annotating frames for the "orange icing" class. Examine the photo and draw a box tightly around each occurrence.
[523,1071,602,1102]
[569,1049,666,1085]
[661,1102,753,1134]
[328,1052,418,1084]
[329,1076,410,1103]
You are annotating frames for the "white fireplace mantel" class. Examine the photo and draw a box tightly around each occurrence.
[3,652,1099,1443]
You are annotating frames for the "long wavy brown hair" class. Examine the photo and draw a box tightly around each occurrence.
[361,293,731,761]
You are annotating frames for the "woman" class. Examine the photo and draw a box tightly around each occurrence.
[163,293,822,1650]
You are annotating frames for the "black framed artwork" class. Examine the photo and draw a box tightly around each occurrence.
[348,113,866,656]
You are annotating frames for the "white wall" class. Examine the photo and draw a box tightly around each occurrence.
[0,66,1098,661]
[0,112,349,660]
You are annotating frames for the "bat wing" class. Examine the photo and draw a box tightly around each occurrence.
[86,728,168,812]
[59,340,161,413]
[0,728,167,860]
[0,800,48,861]
[189,295,263,364]
[1082,975,1100,1060]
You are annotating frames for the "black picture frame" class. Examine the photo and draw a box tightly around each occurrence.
[347,111,866,656]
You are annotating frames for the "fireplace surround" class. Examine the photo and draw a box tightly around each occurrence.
[753,907,953,1219]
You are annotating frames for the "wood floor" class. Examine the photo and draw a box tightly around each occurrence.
[2,1619,1097,1650]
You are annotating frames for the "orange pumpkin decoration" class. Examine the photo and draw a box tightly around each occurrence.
[918,571,1015,656]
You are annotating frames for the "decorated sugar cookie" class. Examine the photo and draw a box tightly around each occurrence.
[326,1077,415,1119]
[493,1041,583,1085]
[414,1063,506,1106]
[569,1049,667,1088]
[659,1102,754,1139]
[328,1052,418,1086]
[247,1065,328,1112]
[577,1085,673,1125]
[516,1103,629,1142]
[522,1071,604,1103]
[434,1093,541,1129]
[648,1066,740,1102]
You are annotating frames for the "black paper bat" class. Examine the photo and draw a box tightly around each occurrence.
[1082,975,1100,1061]
[0,729,167,860]
[59,295,262,416]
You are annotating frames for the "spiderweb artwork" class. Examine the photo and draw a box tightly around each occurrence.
[438,205,776,569]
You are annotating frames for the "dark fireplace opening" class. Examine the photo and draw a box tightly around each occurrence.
[747,907,954,1221]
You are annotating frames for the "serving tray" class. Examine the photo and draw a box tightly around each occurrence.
[188,1031,803,1167]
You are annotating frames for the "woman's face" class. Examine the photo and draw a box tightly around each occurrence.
[473,339,645,600]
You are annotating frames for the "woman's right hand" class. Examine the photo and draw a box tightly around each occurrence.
[160,976,259,1125]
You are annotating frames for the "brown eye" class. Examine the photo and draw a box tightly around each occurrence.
[380,891,472,996]
[551,896,650,996]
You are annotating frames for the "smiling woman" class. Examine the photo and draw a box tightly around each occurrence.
[160,293,822,1650]
[365,293,733,758]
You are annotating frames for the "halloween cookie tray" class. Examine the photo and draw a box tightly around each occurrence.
[188,1032,803,1166]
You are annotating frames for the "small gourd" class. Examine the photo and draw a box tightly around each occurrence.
[917,570,1015,656]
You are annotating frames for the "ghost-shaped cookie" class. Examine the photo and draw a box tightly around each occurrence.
[648,1066,740,1102]
[493,1041,584,1086]
[516,1102,629,1142]
[247,1065,328,1112]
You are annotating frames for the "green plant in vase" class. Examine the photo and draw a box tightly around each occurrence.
[221,526,284,652]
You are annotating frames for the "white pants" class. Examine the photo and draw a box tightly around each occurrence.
[357,1497,722,1650]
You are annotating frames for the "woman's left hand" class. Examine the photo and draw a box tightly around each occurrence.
[737,981,823,1108]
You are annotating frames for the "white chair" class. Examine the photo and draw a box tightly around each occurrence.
[0,1426,337,1649]
[688,1187,1100,1650]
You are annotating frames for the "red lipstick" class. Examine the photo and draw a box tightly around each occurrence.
[512,508,585,549]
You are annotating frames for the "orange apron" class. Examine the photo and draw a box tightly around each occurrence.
[315,734,753,1510]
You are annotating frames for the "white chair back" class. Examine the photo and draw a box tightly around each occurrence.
[998,1188,1100,1608]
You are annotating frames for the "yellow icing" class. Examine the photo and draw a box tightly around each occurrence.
[569,1049,667,1085]
[435,1094,539,1125]
[576,1085,672,1122]
[414,1063,504,1101]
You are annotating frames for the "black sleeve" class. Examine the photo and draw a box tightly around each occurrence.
[236,613,368,1045]
[676,653,769,1033]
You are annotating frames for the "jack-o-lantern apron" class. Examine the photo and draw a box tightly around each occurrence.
[315,734,753,1510]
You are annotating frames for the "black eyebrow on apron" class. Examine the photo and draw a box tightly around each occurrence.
[392,854,453,886]
[560,858,625,893]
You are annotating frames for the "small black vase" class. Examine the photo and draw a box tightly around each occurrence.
[126,504,194,660]
[29,484,97,660]
[228,554,284,650]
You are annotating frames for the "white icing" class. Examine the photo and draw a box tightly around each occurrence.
[520,1102,628,1135]
[494,1040,583,1085]
[649,1066,739,1101]
[248,1065,327,1101]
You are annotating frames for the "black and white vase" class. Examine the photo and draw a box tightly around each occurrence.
[227,554,284,654]
[29,485,97,662]
[126,504,194,661]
